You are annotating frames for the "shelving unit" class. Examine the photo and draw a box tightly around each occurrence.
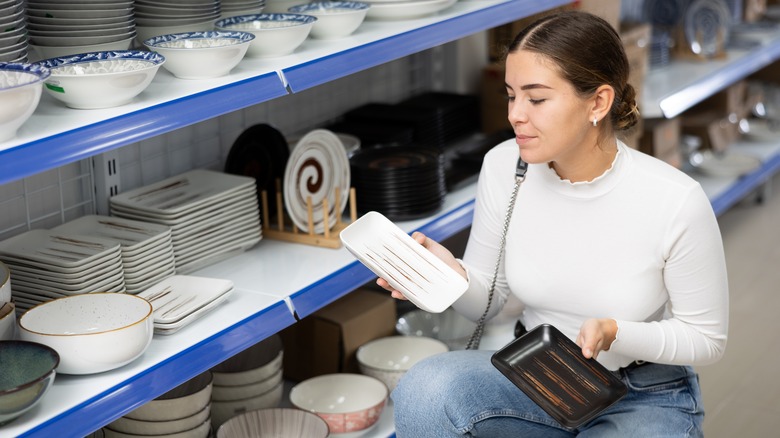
[0,1,568,437]
[3,2,780,436]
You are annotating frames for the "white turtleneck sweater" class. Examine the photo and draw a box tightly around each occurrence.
[452,138,729,371]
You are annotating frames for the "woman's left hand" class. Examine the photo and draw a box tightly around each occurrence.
[576,318,618,359]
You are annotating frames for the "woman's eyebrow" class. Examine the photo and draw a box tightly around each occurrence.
[504,83,553,91]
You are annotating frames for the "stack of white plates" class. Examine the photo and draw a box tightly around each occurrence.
[134,0,220,43]
[284,129,351,234]
[109,169,262,274]
[52,215,176,295]
[0,0,28,62]
[221,0,266,18]
[137,275,234,335]
[25,0,136,61]
[0,229,126,315]
[209,334,284,430]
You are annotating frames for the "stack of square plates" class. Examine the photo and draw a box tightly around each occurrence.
[53,215,176,295]
[109,169,262,274]
[137,275,234,335]
[0,229,125,314]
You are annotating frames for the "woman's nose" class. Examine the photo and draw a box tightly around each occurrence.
[508,102,527,125]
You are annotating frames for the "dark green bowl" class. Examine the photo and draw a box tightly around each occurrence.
[0,340,60,426]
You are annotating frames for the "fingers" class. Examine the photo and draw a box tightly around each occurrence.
[376,278,408,301]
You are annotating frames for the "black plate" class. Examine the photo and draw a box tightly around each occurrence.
[491,324,627,428]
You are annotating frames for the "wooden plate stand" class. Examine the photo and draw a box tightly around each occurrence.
[261,181,357,249]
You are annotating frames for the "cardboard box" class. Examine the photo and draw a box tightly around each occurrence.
[640,117,683,167]
[680,111,739,153]
[279,288,397,382]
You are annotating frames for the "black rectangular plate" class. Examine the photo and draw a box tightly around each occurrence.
[491,324,628,428]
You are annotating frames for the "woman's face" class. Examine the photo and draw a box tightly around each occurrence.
[505,50,594,165]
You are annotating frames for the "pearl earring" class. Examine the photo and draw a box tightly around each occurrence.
[592,117,598,127]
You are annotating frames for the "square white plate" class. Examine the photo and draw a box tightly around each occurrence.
[137,274,234,327]
[340,211,468,313]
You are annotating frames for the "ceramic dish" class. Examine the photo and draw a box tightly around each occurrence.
[283,129,350,234]
[340,211,468,313]
[364,0,456,20]
[52,215,172,254]
[0,229,122,269]
[491,324,627,428]
[214,13,316,57]
[137,275,234,334]
[0,62,50,142]
[216,408,329,438]
[684,0,730,57]
[0,340,59,426]
[287,1,370,39]
[142,31,254,79]
[0,260,10,303]
[0,302,15,340]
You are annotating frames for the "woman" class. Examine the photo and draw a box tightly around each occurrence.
[383,10,728,437]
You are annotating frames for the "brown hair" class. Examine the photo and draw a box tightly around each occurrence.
[506,10,639,132]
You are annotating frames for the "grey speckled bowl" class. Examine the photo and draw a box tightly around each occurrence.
[0,340,59,426]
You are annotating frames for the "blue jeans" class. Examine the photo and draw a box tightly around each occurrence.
[392,350,703,437]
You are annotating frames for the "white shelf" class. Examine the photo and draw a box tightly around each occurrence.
[642,25,780,119]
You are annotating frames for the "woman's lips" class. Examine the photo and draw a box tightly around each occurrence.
[515,134,534,145]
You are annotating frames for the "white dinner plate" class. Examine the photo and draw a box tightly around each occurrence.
[52,215,172,254]
[0,229,122,269]
[340,211,468,313]
[137,275,233,329]
[365,0,457,20]
[283,129,350,234]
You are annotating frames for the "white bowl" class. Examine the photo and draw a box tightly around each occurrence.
[216,408,329,438]
[211,367,282,401]
[102,418,211,438]
[395,307,478,350]
[143,31,254,79]
[210,334,283,386]
[0,62,49,142]
[214,13,316,58]
[124,371,213,422]
[356,335,448,391]
[107,403,211,435]
[289,373,387,437]
[210,381,284,430]
[287,1,370,39]
[36,50,165,110]
[17,293,154,375]
[0,302,15,341]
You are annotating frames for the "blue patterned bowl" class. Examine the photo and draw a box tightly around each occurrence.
[36,50,165,109]
[0,62,50,142]
[287,1,370,39]
[143,31,255,79]
[0,341,59,426]
[214,13,317,57]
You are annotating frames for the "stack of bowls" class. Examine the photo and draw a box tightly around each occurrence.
[0,0,29,63]
[105,370,213,438]
[25,0,136,60]
[18,293,154,375]
[0,302,15,341]
[134,0,220,44]
[287,1,371,39]
[221,0,267,18]
[142,31,255,80]
[289,373,388,437]
[209,334,284,430]
[356,335,449,391]
[0,62,49,143]
[0,340,59,426]
[214,13,316,58]
[216,408,329,438]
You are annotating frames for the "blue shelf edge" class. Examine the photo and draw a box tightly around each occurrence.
[289,199,476,319]
[283,0,572,93]
[710,150,780,216]
[18,299,296,438]
[659,41,780,119]
[0,72,288,187]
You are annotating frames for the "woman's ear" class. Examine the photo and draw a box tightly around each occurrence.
[591,84,615,124]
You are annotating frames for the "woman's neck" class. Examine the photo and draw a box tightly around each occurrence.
[549,137,618,183]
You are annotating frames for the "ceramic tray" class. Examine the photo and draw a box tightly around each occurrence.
[491,324,627,428]
[340,211,467,313]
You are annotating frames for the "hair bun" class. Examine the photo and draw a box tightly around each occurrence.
[614,84,640,131]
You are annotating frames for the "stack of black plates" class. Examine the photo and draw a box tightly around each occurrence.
[224,124,290,223]
[350,146,446,220]
[397,92,480,144]
[325,119,415,150]
[343,102,449,150]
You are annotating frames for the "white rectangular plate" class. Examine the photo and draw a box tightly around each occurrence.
[340,211,467,313]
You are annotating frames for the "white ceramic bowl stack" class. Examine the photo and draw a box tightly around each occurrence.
[105,370,214,438]
[25,0,136,61]
[0,0,29,63]
[0,229,126,316]
[209,334,284,430]
[214,13,316,57]
[287,1,371,39]
[142,31,255,79]
[220,0,267,18]
[133,0,220,44]
[109,169,263,274]
[216,408,329,438]
[356,335,449,391]
[0,62,49,142]
[36,50,166,109]
[136,275,234,335]
[361,0,457,21]
[18,293,154,375]
[52,215,176,295]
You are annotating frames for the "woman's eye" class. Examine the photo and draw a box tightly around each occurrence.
[505,94,516,102]
[529,98,546,105]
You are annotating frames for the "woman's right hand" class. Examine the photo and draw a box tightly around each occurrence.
[375,231,467,300]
